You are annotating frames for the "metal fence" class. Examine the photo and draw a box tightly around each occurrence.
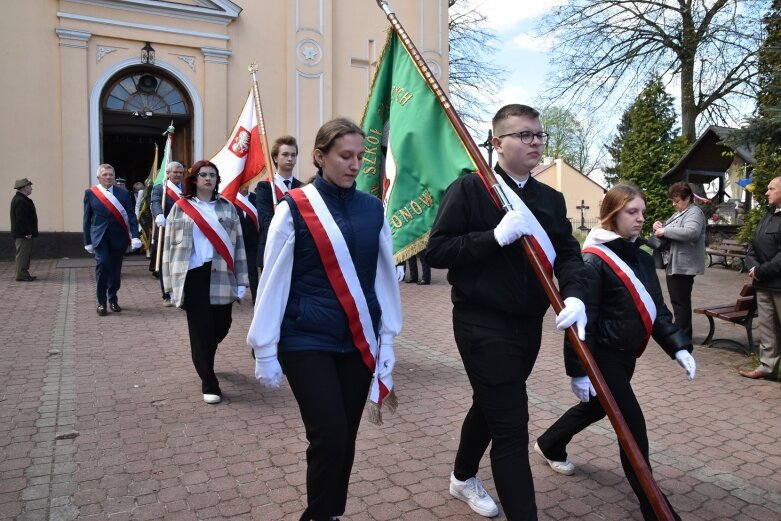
[568,217,600,232]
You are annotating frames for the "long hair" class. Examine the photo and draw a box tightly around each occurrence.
[600,183,646,233]
[183,160,221,198]
[312,118,365,171]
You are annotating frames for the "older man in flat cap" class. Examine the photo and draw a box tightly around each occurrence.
[10,178,38,282]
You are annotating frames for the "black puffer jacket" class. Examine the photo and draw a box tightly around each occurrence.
[564,236,691,377]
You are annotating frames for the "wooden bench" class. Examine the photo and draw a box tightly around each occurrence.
[705,239,748,273]
[693,284,756,354]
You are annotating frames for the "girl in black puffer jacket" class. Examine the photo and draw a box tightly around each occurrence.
[535,184,696,521]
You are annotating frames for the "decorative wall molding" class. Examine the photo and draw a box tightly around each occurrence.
[55,28,92,49]
[296,39,323,67]
[174,55,196,72]
[295,0,324,35]
[96,46,118,62]
[62,0,240,25]
[57,12,230,41]
[201,47,231,65]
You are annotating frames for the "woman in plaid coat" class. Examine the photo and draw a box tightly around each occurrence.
[162,160,249,404]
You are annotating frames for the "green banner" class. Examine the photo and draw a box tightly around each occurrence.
[357,29,476,264]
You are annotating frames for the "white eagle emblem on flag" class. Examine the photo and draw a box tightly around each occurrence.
[229,126,251,158]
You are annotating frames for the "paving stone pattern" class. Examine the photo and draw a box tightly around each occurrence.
[0,257,779,520]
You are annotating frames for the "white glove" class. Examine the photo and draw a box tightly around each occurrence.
[154,214,166,227]
[377,342,396,379]
[494,210,533,246]
[254,350,283,389]
[84,245,95,254]
[236,286,247,301]
[571,376,596,402]
[131,238,142,250]
[675,350,696,380]
[395,265,405,282]
[555,297,587,341]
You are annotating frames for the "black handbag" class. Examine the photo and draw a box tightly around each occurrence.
[646,235,670,251]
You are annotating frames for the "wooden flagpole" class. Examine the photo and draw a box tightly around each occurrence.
[248,64,277,206]
[373,1,675,519]
[154,122,175,274]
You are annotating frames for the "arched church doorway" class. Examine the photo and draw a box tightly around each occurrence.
[100,68,192,187]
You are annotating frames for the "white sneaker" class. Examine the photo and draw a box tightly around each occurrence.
[203,394,221,404]
[449,472,499,517]
[534,442,575,475]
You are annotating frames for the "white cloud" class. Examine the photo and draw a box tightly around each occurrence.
[478,0,565,33]
[508,32,556,52]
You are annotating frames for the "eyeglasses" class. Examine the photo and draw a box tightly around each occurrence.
[197,172,217,179]
[497,131,549,144]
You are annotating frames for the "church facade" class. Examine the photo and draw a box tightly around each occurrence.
[0,0,448,256]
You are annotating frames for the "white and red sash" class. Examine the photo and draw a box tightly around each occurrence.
[273,176,294,204]
[175,197,235,272]
[288,184,390,408]
[491,174,556,276]
[166,180,182,202]
[583,243,656,356]
[90,185,131,245]
[234,192,259,230]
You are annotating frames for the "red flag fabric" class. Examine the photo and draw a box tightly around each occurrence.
[212,91,266,202]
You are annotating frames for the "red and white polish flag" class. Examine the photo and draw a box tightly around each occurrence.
[212,91,266,202]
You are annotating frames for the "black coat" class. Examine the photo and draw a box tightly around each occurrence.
[564,237,691,377]
[746,209,781,292]
[425,167,587,321]
[237,192,259,257]
[254,177,303,267]
[10,192,38,238]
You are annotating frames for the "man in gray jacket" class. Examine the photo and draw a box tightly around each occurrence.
[743,176,781,380]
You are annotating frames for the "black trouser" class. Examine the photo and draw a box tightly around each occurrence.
[666,274,694,340]
[536,349,680,521]
[94,240,125,305]
[183,263,232,395]
[452,313,542,521]
[279,350,372,521]
[406,254,430,282]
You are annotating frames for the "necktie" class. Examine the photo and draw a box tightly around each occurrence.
[284,179,291,189]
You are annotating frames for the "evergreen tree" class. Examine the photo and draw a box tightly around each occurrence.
[733,1,781,242]
[617,76,689,234]
[603,110,631,188]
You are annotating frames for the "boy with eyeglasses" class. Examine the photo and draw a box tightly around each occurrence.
[426,104,588,520]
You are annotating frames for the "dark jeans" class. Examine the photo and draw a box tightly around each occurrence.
[536,349,680,521]
[94,240,125,305]
[666,274,695,340]
[452,314,542,521]
[407,254,430,282]
[279,350,372,521]
[183,263,232,395]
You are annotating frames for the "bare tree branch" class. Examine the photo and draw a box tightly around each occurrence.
[539,0,766,141]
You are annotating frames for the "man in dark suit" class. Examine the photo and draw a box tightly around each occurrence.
[10,178,38,282]
[150,161,184,306]
[254,135,301,269]
[83,164,142,316]
[236,184,260,302]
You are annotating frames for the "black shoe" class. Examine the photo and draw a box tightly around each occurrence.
[405,278,418,284]
[16,275,36,282]
[97,304,107,316]
[109,302,122,313]
[417,280,430,285]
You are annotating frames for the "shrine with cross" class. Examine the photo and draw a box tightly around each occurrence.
[576,199,590,231]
